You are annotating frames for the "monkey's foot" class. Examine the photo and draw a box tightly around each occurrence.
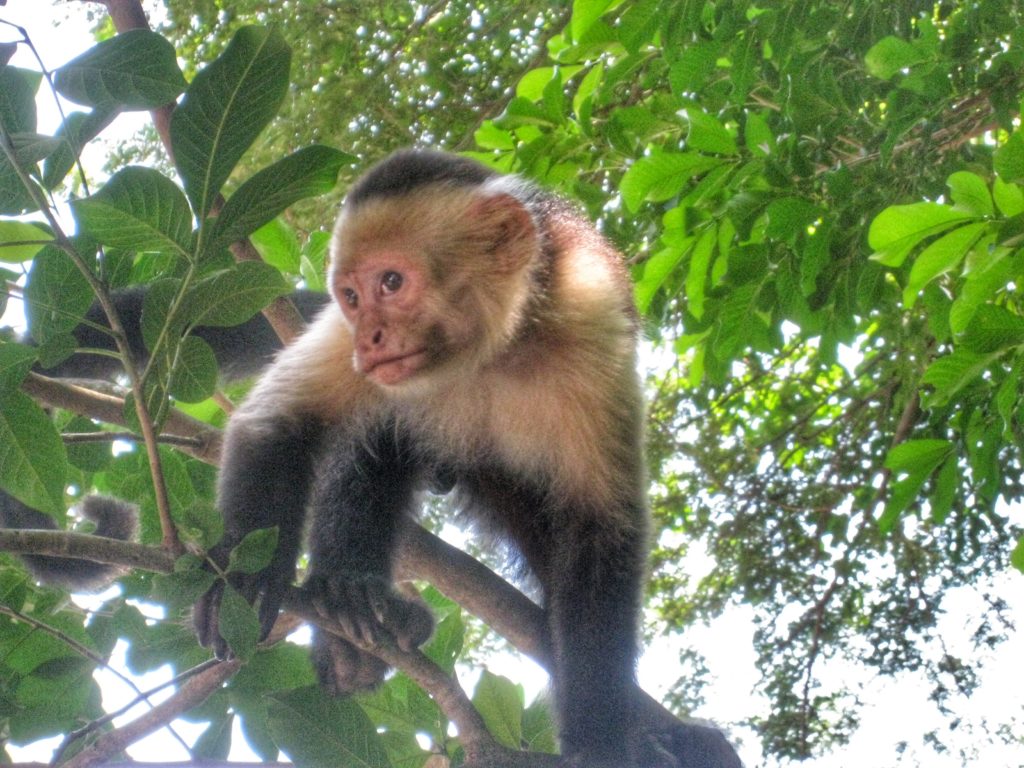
[303,572,435,650]
[311,628,390,694]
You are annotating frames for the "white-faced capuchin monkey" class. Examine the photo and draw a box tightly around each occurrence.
[193,149,663,767]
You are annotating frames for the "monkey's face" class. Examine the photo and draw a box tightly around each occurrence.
[332,250,443,387]
[329,186,541,392]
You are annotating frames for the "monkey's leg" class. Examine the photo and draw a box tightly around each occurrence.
[544,508,658,767]
[302,423,433,693]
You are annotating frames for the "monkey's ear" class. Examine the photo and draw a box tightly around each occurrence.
[470,193,538,272]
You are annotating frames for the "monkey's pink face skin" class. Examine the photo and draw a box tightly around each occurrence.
[333,251,433,387]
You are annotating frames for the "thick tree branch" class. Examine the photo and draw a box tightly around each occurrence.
[20,371,224,463]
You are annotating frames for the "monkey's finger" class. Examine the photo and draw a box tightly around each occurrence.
[194,580,224,648]
[256,581,285,639]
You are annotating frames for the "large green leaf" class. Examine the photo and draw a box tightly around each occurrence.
[168,335,218,403]
[0,343,37,401]
[0,220,51,263]
[185,261,291,328]
[0,391,68,517]
[267,686,391,768]
[879,439,953,534]
[53,29,187,109]
[24,244,94,344]
[0,66,41,133]
[227,527,279,575]
[868,202,976,267]
[42,107,119,189]
[170,26,291,218]
[472,670,524,750]
[921,349,999,407]
[903,222,987,308]
[864,36,930,80]
[620,150,722,212]
[203,145,352,258]
[217,584,261,662]
[71,166,194,257]
[958,304,1024,354]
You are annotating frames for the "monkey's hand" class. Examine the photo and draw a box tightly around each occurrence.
[302,572,434,692]
[193,545,293,659]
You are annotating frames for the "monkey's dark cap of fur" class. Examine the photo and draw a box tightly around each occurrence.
[346,149,497,206]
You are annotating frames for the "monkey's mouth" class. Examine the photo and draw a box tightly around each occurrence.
[362,349,429,385]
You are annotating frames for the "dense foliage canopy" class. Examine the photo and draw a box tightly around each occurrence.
[0,0,1021,766]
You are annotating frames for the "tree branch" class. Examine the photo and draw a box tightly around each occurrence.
[20,372,224,464]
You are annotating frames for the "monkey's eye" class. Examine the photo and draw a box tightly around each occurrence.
[340,287,358,308]
[380,271,404,294]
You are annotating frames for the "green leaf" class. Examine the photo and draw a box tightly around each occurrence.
[4,132,62,165]
[949,244,1012,334]
[193,714,234,761]
[472,671,524,750]
[42,108,118,190]
[865,36,929,79]
[992,177,1024,217]
[764,197,820,241]
[0,156,42,215]
[947,171,993,217]
[994,131,1024,184]
[522,696,557,754]
[620,151,722,212]
[421,603,464,674]
[24,244,94,344]
[53,29,187,109]
[204,145,352,258]
[175,500,224,551]
[571,0,615,42]
[930,456,957,525]
[170,26,292,218]
[680,107,738,155]
[868,202,975,267]
[903,222,986,307]
[879,440,951,534]
[635,240,689,315]
[218,584,261,662]
[884,439,953,474]
[921,349,999,407]
[0,391,68,517]
[685,227,716,320]
[140,278,183,352]
[0,220,51,263]
[64,416,114,473]
[168,335,218,403]
[0,66,41,133]
[71,166,193,257]
[1012,535,1024,574]
[151,564,218,611]
[186,261,291,328]
[958,304,1024,353]
[250,219,302,274]
[0,343,37,401]
[227,528,279,575]
[267,685,391,768]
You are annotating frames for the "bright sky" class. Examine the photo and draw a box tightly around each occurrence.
[1,3,1022,767]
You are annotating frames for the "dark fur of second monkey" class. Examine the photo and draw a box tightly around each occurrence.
[194,150,662,767]
[0,288,328,589]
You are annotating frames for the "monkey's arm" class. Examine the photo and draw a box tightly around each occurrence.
[194,306,376,656]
